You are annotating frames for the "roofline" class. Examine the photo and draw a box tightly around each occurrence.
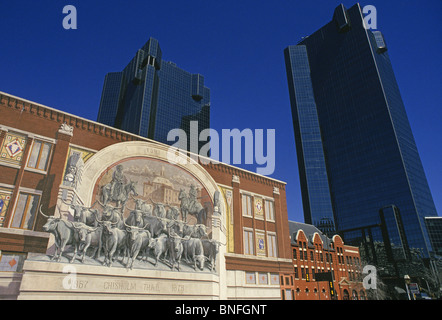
[0,91,286,186]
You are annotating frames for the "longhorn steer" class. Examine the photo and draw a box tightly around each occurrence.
[75,206,99,226]
[124,222,151,270]
[63,199,99,226]
[202,239,220,272]
[151,199,167,218]
[101,204,124,229]
[71,222,102,263]
[133,198,153,216]
[143,215,168,238]
[165,205,180,220]
[168,235,184,271]
[125,210,145,228]
[100,220,127,267]
[183,238,205,271]
[183,224,207,239]
[148,234,169,267]
[40,206,75,262]
[166,219,185,237]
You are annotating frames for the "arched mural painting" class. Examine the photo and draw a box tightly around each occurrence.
[38,142,225,276]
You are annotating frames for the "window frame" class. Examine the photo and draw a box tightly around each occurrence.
[9,191,41,230]
[241,193,253,217]
[267,232,278,258]
[264,199,275,221]
[243,228,255,255]
[26,139,52,172]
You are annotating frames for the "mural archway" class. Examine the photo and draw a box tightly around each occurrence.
[53,141,225,273]
[77,141,220,211]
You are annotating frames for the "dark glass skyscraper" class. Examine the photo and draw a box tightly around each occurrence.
[284,4,438,257]
[97,38,210,148]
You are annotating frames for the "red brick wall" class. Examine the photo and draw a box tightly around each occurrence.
[290,230,366,300]
[0,91,294,282]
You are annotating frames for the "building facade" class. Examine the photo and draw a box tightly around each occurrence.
[284,3,438,258]
[97,38,210,149]
[0,91,292,300]
[288,221,366,300]
[425,217,442,257]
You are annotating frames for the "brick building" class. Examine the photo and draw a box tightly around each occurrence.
[287,221,366,300]
[0,91,293,299]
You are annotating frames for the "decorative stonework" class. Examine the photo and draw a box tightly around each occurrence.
[58,122,74,136]
[0,132,27,166]
[35,141,227,300]
[232,175,240,184]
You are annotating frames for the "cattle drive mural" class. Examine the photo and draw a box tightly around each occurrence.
[38,157,223,273]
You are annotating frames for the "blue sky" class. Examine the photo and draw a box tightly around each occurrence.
[1,0,440,223]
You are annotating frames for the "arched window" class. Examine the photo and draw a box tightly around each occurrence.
[343,289,349,300]
[352,290,358,300]
[360,290,366,300]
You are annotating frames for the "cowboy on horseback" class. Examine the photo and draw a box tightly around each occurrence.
[188,185,198,212]
[110,165,125,199]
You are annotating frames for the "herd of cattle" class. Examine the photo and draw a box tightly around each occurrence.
[39,198,222,272]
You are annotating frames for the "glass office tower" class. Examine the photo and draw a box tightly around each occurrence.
[284,4,438,257]
[97,38,210,148]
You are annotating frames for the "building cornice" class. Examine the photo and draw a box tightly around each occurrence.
[0,91,287,188]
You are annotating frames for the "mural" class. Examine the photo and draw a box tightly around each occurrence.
[39,156,222,273]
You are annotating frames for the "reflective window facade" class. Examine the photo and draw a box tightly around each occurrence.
[425,217,442,256]
[97,38,210,148]
[284,4,438,257]
[284,45,336,237]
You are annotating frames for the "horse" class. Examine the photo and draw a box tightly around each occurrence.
[101,181,138,208]
[178,189,207,225]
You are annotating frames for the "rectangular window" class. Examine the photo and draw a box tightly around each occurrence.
[27,140,51,171]
[270,273,280,285]
[285,289,292,300]
[241,194,252,217]
[0,252,26,272]
[0,187,13,228]
[245,272,256,284]
[10,192,40,230]
[243,229,254,255]
[267,233,278,258]
[265,200,275,221]
[258,273,268,285]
